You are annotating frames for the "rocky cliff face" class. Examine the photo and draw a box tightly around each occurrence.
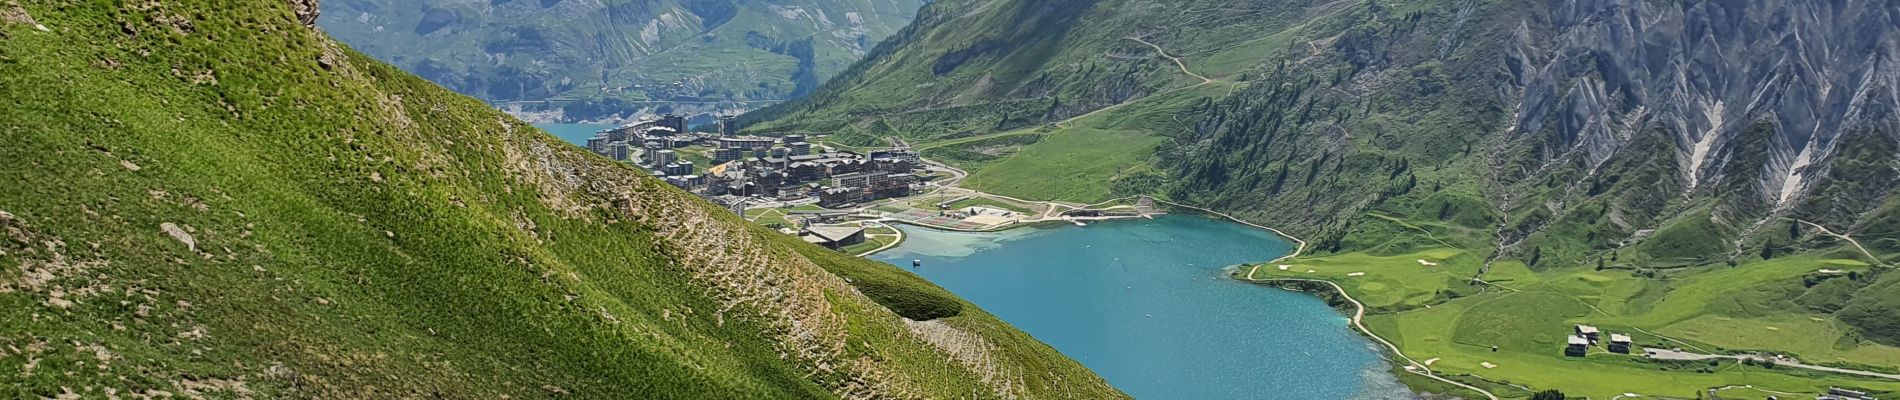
[1493,0,1900,260]
[1146,0,1900,266]
[288,0,318,26]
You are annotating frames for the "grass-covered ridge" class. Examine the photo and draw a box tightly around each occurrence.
[0,1,1120,398]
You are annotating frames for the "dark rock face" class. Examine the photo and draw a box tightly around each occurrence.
[1507,0,1899,203]
[289,0,319,27]
[1495,0,1900,257]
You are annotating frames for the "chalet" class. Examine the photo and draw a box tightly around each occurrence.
[1575,325,1601,343]
[787,162,823,183]
[870,148,921,164]
[826,159,869,175]
[832,172,876,189]
[802,226,866,249]
[819,187,856,208]
[718,136,775,150]
[873,157,916,173]
[1565,335,1590,357]
[714,147,746,163]
[1608,333,1633,354]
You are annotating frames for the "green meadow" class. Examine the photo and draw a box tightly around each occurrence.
[1250,219,1900,398]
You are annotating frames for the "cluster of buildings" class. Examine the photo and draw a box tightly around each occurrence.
[579,115,931,212]
[705,144,925,209]
[584,114,695,165]
[1564,324,1632,356]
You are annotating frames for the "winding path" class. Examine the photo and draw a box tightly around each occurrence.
[854,225,907,257]
[1798,219,1890,268]
[1239,269,1500,400]
[1124,36,1212,84]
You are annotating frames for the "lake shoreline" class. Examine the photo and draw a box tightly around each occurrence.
[885,198,1501,399]
[868,214,1415,399]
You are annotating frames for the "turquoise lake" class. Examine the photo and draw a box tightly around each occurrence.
[533,123,617,146]
[870,216,1412,399]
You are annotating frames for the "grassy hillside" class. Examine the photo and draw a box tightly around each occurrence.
[318,0,924,122]
[0,1,1120,398]
[739,0,1318,137]
[1251,226,1900,399]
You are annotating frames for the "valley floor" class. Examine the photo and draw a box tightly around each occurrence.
[1236,219,1900,399]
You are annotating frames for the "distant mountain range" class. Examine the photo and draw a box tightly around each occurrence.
[753,0,1900,279]
[318,0,924,124]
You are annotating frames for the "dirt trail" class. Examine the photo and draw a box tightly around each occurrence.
[1798,220,1889,268]
[1243,268,1501,400]
[1124,37,1211,84]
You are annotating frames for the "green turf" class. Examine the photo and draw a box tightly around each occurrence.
[944,197,1036,214]
[1257,248,1900,399]
[959,127,1163,202]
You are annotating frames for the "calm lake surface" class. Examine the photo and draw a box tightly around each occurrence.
[871,216,1412,399]
[533,123,617,146]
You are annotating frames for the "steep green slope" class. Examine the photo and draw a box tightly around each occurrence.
[742,0,1326,140]
[0,1,1120,398]
[318,0,924,122]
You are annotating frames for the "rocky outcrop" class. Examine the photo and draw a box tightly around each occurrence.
[1494,0,1900,258]
[288,0,318,27]
[1507,0,1899,204]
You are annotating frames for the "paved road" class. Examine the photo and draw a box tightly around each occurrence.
[1644,348,1900,381]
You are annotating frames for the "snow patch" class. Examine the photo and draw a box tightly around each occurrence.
[1683,101,1725,190]
[1777,145,1814,206]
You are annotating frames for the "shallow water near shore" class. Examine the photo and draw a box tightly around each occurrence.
[534,123,618,146]
[872,215,1413,399]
